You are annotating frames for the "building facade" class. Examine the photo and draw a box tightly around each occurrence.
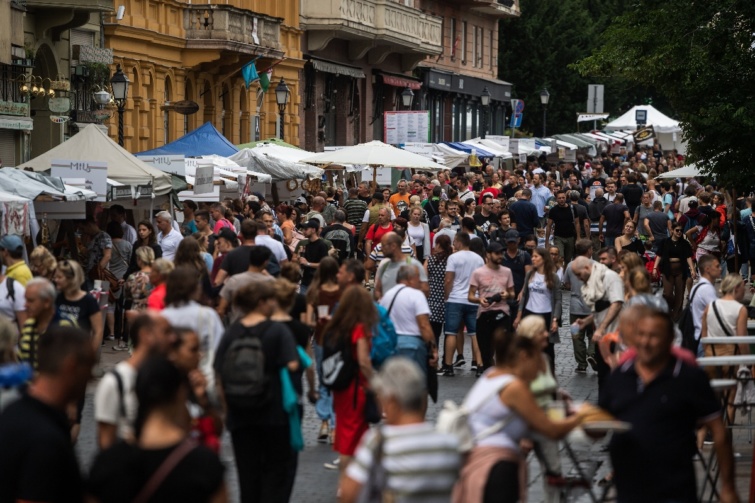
[104,0,303,153]
[416,0,519,143]
[0,0,111,166]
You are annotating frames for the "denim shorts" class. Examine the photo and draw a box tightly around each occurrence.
[445,302,478,335]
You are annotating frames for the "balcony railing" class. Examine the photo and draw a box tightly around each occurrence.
[184,5,282,55]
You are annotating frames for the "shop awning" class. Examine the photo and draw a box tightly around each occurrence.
[381,74,422,90]
[0,115,33,131]
[310,58,365,79]
[443,142,496,158]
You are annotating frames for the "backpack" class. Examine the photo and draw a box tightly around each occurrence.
[323,226,352,263]
[219,323,270,410]
[321,329,359,391]
[436,375,515,453]
[371,287,405,369]
[4,277,15,304]
[681,213,699,235]
[678,283,703,354]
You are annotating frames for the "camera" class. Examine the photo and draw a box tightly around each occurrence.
[486,293,503,304]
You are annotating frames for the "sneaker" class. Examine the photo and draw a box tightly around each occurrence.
[436,364,450,376]
[112,343,128,351]
[324,458,340,470]
[453,355,466,368]
[471,362,478,372]
[575,366,587,374]
[317,422,329,443]
[440,365,455,377]
[475,368,483,378]
[586,355,598,371]
[105,335,115,341]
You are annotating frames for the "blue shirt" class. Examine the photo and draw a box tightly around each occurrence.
[530,185,552,218]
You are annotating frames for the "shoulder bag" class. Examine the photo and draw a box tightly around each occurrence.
[132,439,197,503]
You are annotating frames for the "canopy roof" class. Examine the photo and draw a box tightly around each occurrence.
[655,164,703,179]
[301,141,446,170]
[16,124,173,195]
[605,105,681,133]
[431,144,470,169]
[0,168,97,200]
[230,146,324,181]
[138,122,239,157]
[237,138,301,150]
[461,139,513,159]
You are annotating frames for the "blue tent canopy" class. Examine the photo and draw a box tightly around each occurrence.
[442,142,495,158]
[137,122,238,157]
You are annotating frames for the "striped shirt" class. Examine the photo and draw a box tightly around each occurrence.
[18,315,77,369]
[343,198,368,231]
[346,423,460,502]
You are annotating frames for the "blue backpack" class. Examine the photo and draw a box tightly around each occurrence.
[371,287,406,368]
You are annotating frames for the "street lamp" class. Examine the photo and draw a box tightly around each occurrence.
[401,87,414,109]
[539,88,550,137]
[480,86,491,139]
[110,64,129,147]
[275,77,290,141]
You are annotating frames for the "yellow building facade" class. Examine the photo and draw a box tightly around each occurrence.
[104,0,303,153]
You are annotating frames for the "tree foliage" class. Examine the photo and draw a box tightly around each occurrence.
[573,0,755,187]
[498,0,665,136]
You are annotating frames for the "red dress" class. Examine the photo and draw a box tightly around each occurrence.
[332,323,371,456]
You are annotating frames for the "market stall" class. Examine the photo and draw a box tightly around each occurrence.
[137,122,239,157]
[605,105,686,154]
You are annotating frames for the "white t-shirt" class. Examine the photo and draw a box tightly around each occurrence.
[0,277,25,321]
[94,360,138,442]
[446,250,485,305]
[407,222,425,247]
[157,228,183,261]
[255,234,288,263]
[380,285,430,336]
[525,272,552,313]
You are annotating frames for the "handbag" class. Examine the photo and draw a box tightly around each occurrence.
[364,389,381,424]
[132,439,197,503]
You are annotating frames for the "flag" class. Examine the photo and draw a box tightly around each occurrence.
[241,60,259,89]
[259,69,273,92]
[633,125,655,143]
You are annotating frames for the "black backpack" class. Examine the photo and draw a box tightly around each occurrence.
[678,283,702,354]
[219,322,270,410]
[321,330,358,391]
[323,225,352,263]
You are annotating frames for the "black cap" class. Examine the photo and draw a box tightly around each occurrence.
[504,229,520,243]
[304,218,321,230]
[215,227,238,243]
[486,241,504,253]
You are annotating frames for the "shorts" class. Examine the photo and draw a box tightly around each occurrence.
[444,302,478,335]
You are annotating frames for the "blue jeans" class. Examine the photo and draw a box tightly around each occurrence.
[605,235,616,248]
[445,302,478,335]
[312,342,334,426]
[394,335,428,375]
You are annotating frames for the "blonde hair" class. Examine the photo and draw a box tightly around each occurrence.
[29,246,57,277]
[135,246,155,266]
[720,274,743,295]
[0,317,18,364]
[56,259,85,294]
[151,258,175,277]
[516,315,546,340]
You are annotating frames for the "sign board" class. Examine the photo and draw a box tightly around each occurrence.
[110,185,132,200]
[587,85,604,114]
[565,149,577,163]
[511,99,524,115]
[52,159,108,201]
[360,167,392,186]
[635,109,647,125]
[402,142,435,158]
[550,140,558,154]
[558,147,565,159]
[518,153,527,163]
[517,138,536,154]
[384,111,430,145]
[485,135,510,151]
[137,155,187,177]
[193,165,214,195]
[509,113,523,128]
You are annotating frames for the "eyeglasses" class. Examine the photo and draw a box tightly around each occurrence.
[673,228,682,232]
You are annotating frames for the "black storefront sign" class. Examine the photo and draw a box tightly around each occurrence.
[423,69,511,101]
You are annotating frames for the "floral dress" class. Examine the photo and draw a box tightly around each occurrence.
[426,254,448,324]
[124,270,152,311]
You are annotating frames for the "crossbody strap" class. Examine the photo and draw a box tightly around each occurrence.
[386,286,407,316]
[132,439,197,503]
[464,375,516,442]
[711,301,733,337]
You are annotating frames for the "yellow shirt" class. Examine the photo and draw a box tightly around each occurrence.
[5,261,33,286]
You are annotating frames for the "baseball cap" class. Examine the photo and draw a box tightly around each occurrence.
[294,196,308,206]
[0,235,24,252]
[486,241,504,253]
[215,227,238,243]
[303,218,321,230]
[504,229,520,243]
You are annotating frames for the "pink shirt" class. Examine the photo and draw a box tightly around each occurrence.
[469,265,514,315]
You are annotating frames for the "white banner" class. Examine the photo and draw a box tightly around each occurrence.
[193,165,214,195]
[485,135,510,151]
[402,142,435,158]
[361,167,392,186]
[137,154,187,177]
[384,111,430,145]
[52,159,108,201]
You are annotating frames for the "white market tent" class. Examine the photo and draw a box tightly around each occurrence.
[301,141,447,171]
[230,145,324,181]
[432,143,471,169]
[461,139,513,159]
[655,164,704,179]
[17,124,173,195]
[605,105,686,154]
[0,168,97,201]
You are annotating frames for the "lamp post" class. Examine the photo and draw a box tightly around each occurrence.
[275,77,290,141]
[539,88,550,137]
[480,86,491,139]
[110,64,129,147]
[401,87,414,110]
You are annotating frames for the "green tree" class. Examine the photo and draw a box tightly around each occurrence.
[573,0,755,187]
[499,0,657,136]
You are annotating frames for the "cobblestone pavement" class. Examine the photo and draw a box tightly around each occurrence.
[76,303,753,502]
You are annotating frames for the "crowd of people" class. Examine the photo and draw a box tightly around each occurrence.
[0,142,746,502]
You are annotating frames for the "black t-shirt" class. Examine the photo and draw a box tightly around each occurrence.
[599,358,720,502]
[220,244,280,278]
[88,441,224,503]
[0,394,83,503]
[56,292,100,333]
[284,319,311,396]
[502,249,532,296]
[502,183,520,200]
[473,212,496,235]
[585,177,606,199]
[548,205,577,238]
[602,203,629,237]
[213,320,298,431]
[298,239,331,286]
[621,183,644,215]
[290,293,307,323]
[509,200,539,238]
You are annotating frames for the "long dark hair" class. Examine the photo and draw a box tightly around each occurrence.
[530,247,557,291]
[164,266,199,306]
[306,256,339,306]
[174,238,206,275]
[323,285,377,345]
[134,356,186,440]
[137,220,157,246]
[432,234,452,261]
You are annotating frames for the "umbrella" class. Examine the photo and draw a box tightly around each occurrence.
[655,164,703,179]
[301,141,447,186]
